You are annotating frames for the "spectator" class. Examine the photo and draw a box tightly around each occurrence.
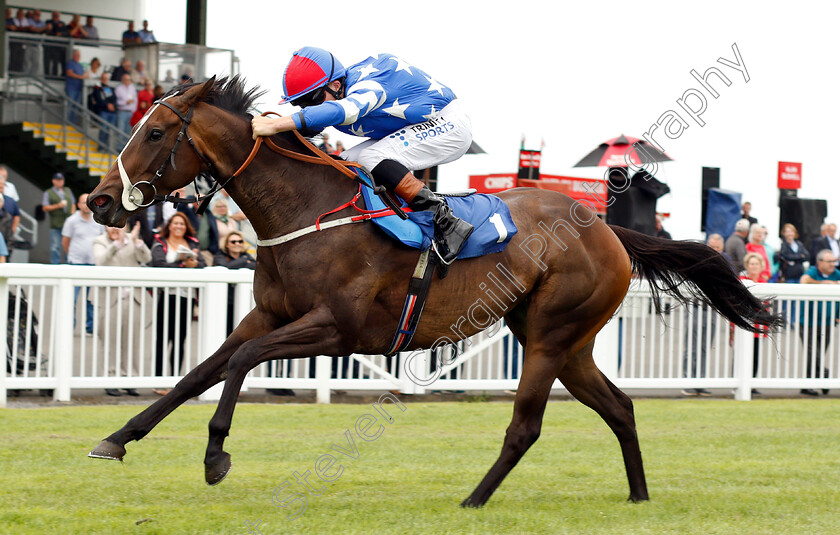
[25,9,47,76]
[196,200,220,259]
[810,223,839,268]
[776,223,809,283]
[62,193,104,335]
[706,233,730,265]
[681,233,730,397]
[82,16,99,40]
[334,140,345,155]
[0,165,19,202]
[213,230,256,335]
[67,14,87,38]
[10,8,30,30]
[798,249,838,396]
[122,21,141,45]
[151,212,205,388]
[0,232,8,263]
[144,201,176,240]
[7,8,30,73]
[746,224,771,281]
[110,58,132,84]
[130,79,155,126]
[164,69,175,83]
[760,225,779,280]
[724,218,750,272]
[211,198,238,249]
[25,10,47,76]
[86,57,103,82]
[42,172,76,264]
[115,73,137,136]
[741,201,757,226]
[89,72,117,151]
[739,252,768,394]
[654,214,671,239]
[318,133,335,153]
[44,11,68,78]
[0,172,21,243]
[93,222,151,396]
[219,189,254,246]
[65,49,88,125]
[153,84,165,100]
[138,20,156,43]
[131,60,148,85]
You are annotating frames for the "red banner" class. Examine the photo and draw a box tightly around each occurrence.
[469,173,517,194]
[778,161,802,190]
[519,150,542,168]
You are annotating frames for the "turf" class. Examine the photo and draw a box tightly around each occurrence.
[1,398,838,534]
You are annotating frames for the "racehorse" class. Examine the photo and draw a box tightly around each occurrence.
[86,76,781,507]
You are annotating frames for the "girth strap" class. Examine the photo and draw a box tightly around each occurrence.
[385,248,439,356]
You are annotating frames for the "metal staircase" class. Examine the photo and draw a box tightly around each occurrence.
[1,76,127,191]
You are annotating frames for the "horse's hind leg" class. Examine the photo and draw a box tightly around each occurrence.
[461,348,558,508]
[557,342,649,502]
[88,309,276,462]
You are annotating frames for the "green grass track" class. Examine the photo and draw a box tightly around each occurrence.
[1,399,838,534]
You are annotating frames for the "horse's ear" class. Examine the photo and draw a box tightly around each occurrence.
[180,76,216,106]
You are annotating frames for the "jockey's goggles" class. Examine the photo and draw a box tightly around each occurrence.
[291,86,327,108]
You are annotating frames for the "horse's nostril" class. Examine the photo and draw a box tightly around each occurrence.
[93,195,108,207]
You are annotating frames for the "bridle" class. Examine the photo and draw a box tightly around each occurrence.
[118,93,366,216]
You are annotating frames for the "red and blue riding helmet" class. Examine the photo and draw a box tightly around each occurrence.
[280,46,346,105]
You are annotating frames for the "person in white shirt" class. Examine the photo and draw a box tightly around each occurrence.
[62,194,104,334]
[0,165,19,201]
[114,73,137,136]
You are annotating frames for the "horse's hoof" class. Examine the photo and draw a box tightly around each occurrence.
[205,452,232,486]
[88,440,126,462]
[460,496,484,508]
[628,493,650,503]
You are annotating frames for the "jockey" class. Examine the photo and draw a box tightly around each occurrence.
[251,46,474,264]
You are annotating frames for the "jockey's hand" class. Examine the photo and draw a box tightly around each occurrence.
[251,116,296,139]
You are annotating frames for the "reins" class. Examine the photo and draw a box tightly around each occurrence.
[141,107,365,214]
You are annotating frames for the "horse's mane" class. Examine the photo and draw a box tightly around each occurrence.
[166,75,266,117]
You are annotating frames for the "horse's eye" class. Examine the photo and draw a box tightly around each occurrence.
[148,129,163,141]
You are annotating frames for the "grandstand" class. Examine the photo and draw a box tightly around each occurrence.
[1,0,230,262]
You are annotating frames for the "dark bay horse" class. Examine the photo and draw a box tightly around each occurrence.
[86,76,781,507]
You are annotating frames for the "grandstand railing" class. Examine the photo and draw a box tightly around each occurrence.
[4,74,128,165]
[2,265,840,406]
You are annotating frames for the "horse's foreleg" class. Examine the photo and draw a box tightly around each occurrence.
[461,349,558,508]
[204,306,343,485]
[557,346,649,502]
[89,309,276,462]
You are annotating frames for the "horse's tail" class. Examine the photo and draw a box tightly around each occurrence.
[609,225,785,333]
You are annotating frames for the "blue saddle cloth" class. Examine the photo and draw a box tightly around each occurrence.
[357,171,517,259]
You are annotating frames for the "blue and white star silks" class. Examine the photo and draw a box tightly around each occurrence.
[292,53,457,140]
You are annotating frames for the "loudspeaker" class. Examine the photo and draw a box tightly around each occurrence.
[779,197,827,250]
[606,185,659,237]
[700,167,720,232]
[606,169,669,236]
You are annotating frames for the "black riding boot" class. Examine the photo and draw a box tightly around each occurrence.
[409,186,474,264]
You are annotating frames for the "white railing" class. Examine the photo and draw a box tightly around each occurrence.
[2,265,839,406]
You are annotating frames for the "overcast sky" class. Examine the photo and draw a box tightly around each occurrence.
[148,0,839,244]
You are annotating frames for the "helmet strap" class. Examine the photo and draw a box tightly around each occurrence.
[325,78,344,100]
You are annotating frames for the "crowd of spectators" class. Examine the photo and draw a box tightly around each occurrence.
[6,10,168,146]
[680,200,838,397]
